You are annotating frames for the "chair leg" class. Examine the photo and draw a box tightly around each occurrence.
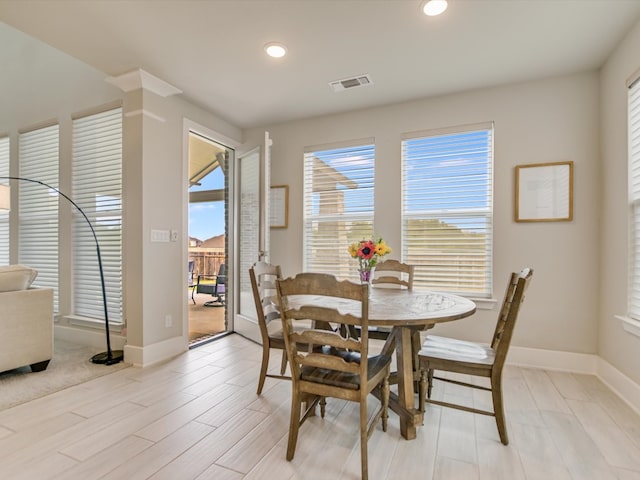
[360,397,369,480]
[491,374,509,445]
[320,396,326,418]
[280,349,288,375]
[256,345,270,395]
[381,376,390,432]
[418,369,427,413]
[287,388,302,461]
[302,394,319,418]
[427,368,434,398]
[411,330,421,391]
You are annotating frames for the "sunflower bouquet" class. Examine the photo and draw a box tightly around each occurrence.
[348,237,392,283]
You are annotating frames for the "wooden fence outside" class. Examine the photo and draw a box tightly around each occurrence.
[189,248,225,278]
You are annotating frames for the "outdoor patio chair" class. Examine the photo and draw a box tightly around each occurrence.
[195,263,226,307]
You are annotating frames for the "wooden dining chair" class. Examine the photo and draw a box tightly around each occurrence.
[352,259,421,392]
[366,259,416,340]
[372,259,415,291]
[249,261,290,395]
[417,268,533,445]
[276,272,391,480]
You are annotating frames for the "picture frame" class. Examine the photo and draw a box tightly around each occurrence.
[515,161,574,222]
[270,185,289,229]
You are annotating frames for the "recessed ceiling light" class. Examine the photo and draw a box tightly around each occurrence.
[421,0,448,16]
[264,42,287,58]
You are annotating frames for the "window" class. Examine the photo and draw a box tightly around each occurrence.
[0,136,8,265]
[18,124,60,310]
[628,78,640,321]
[303,140,375,279]
[72,107,123,323]
[402,123,494,297]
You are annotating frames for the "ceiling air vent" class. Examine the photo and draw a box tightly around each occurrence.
[329,74,373,92]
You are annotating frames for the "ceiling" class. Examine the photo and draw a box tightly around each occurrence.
[188,133,227,187]
[1,0,640,129]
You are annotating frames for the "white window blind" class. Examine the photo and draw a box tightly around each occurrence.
[18,125,60,310]
[303,141,375,280]
[0,137,9,265]
[402,124,493,297]
[628,79,640,320]
[72,107,123,323]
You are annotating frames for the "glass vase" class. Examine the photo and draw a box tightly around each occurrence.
[358,266,375,296]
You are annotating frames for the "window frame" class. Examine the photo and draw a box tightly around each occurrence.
[303,138,376,280]
[628,76,640,322]
[401,122,494,298]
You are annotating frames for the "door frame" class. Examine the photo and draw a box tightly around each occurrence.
[183,119,240,345]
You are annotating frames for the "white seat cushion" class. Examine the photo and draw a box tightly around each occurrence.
[420,334,495,364]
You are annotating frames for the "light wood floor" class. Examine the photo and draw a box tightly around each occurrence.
[1,333,640,479]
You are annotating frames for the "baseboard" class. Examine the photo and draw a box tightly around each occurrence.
[56,324,188,368]
[507,345,598,374]
[123,335,188,368]
[597,358,640,416]
[55,324,126,351]
[508,345,640,415]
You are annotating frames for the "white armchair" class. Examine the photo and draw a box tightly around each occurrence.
[0,265,54,373]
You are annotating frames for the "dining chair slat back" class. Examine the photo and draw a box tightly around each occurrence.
[366,259,416,343]
[249,261,289,395]
[276,272,391,480]
[417,267,533,445]
[354,259,421,394]
[372,259,415,290]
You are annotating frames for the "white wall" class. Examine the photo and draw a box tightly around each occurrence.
[245,72,601,355]
[120,83,242,366]
[0,23,243,366]
[600,19,640,385]
[0,22,123,336]
[0,23,119,130]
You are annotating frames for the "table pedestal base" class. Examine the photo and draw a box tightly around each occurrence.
[373,325,428,439]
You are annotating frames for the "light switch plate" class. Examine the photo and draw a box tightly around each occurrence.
[151,229,170,242]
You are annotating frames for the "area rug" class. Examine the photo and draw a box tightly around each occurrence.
[0,340,130,411]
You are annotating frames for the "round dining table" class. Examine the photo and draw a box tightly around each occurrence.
[288,288,476,440]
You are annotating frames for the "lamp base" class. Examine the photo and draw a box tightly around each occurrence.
[91,350,124,365]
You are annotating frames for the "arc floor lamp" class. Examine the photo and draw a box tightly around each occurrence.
[0,177,123,365]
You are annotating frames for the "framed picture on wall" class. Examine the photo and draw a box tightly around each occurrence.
[515,161,574,222]
[270,185,289,229]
